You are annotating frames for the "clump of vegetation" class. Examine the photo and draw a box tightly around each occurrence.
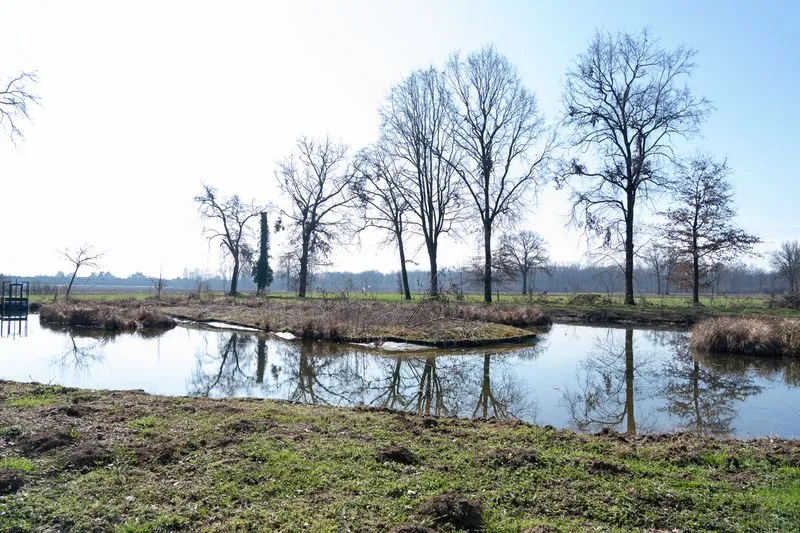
[568,293,612,306]
[766,292,800,310]
[452,304,552,327]
[40,302,176,332]
[691,317,800,356]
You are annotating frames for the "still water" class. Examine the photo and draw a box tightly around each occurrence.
[1,314,799,438]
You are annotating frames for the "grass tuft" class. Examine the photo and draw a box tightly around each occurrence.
[691,317,800,356]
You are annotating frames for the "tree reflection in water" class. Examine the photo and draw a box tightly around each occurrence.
[281,341,372,405]
[564,329,652,435]
[40,323,116,376]
[657,332,762,436]
[472,347,539,420]
[189,332,270,397]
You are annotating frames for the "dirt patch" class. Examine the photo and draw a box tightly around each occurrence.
[227,419,260,434]
[61,443,115,469]
[18,431,75,456]
[420,418,438,429]
[134,441,185,466]
[0,471,25,495]
[54,405,95,418]
[376,445,419,465]
[418,491,484,532]
[488,448,542,469]
[586,460,631,476]
[389,525,435,533]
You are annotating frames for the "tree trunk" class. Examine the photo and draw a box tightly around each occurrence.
[521,268,528,296]
[692,250,700,306]
[655,268,662,295]
[427,242,439,297]
[298,234,310,297]
[65,267,79,298]
[624,195,635,305]
[397,234,412,301]
[624,328,636,436]
[483,222,492,303]
[298,256,309,297]
[229,256,240,296]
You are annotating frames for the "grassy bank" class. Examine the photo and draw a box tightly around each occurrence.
[691,317,800,357]
[157,298,548,347]
[1,382,799,532]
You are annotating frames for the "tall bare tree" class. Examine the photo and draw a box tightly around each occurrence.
[59,244,104,298]
[352,143,412,300]
[277,136,355,298]
[660,156,759,305]
[445,46,551,303]
[380,67,462,297]
[1,71,38,142]
[496,230,550,295]
[771,241,800,294]
[561,28,711,305]
[194,184,260,295]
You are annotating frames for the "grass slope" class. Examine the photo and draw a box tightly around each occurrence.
[1,382,799,532]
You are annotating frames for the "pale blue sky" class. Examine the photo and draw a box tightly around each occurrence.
[0,1,796,277]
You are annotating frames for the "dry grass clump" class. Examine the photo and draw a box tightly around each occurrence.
[39,302,176,332]
[690,317,800,357]
[568,293,613,306]
[453,304,552,327]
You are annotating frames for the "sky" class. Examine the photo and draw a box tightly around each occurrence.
[1,0,798,279]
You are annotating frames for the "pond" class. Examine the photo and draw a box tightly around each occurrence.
[1,314,799,438]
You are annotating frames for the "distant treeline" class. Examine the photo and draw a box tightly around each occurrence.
[3,262,787,297]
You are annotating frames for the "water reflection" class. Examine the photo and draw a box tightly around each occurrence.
[657,332,762,436]
[189,333,268,397]
[0,312,28,339]
[187,335,539,421]
[4,317,800,438]
[564,329,653,435]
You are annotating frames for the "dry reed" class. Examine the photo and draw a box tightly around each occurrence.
[690,317,800,357]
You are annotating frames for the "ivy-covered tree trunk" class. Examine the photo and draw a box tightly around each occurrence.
[252,212,273,295]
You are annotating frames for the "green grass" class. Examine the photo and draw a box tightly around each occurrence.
[1,381,799,532]
[0,456,37,472]
[6,395,58,408]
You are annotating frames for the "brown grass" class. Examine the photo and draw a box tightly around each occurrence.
[158,297,546,346]
[690,317,800,357]
[39,302,176,332]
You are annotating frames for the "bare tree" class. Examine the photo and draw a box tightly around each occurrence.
[59,244,104,298]
[381,67,462,297]
[277,136,355,298]
[194,184,261,295]
[660,155,760,305]
[496,231,550,295]
[352,143,412,300]
[561,28,711,305]
[445,46,552,302]
[771,241,800,294]
[1,71,38,142]
[640,242,680,296]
